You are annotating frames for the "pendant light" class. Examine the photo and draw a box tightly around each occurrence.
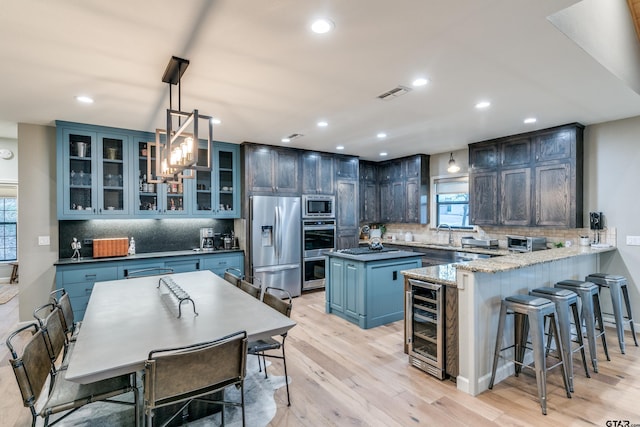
[148,56,213,184]
[447,152,460,173]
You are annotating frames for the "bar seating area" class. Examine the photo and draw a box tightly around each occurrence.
[488,271,639,416]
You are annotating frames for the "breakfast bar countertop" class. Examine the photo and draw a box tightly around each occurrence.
[401,245,617,286]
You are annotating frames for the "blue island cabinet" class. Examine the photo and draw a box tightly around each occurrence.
[325,253,422,329]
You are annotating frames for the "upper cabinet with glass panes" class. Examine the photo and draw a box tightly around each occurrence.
[56,121,240,220]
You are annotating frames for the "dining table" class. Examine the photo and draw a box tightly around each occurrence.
[65,269,297,385]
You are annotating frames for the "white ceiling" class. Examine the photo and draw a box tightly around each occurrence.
[1,0,640,160]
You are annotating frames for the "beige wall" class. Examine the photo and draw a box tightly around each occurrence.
[584,116,640,316]
[17,123,58,322]
[0,137,18,182]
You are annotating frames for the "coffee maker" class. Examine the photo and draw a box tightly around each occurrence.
[200,228,215,251]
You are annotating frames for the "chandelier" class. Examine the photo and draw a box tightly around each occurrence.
[148,56,213,184]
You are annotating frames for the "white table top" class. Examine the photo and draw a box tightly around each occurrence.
[65,270,296,384]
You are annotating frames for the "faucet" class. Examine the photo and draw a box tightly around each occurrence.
[437,223,453,245]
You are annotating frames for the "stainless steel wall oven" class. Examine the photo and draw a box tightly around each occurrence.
[302,219,336,290]
[406,278,446,379]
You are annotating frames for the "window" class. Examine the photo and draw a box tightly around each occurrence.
[434,178,471,228]
[0,195,17,261]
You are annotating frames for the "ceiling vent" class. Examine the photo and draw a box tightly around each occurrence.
[377,85,411,100]
[286,133,303,140]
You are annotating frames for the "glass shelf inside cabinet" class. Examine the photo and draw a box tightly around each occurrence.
[138,141,159,212]
[68,134,93,212]
[218,150,234,212]
[102,137,125,211]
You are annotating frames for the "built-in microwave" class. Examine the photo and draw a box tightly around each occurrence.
[302,195,335,218]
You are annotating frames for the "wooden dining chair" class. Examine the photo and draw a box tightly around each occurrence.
[239,279,261,299]
[49,289,80,344]
[223,267,244,287]
[248,287,293,406]
[6,323,138,427]
[33,303,71,382]
[143,331,248,427]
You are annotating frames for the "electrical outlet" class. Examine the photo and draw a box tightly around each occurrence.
[83,238,93,246]
[38,235,50,246]
[626,236,640,246]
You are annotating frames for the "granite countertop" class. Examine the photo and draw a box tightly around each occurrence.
[326,249,423,262]
[55,248,244,266]
[400,244,616,286]
[401,263,458,286]
[359,239,511,256]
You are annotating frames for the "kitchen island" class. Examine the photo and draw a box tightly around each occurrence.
[326,248,422,329]
[401,244,617,396]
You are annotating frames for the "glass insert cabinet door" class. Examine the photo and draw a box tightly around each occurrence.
[100,134,127,214]
[193,142,239,217]
[64,129,96,216]
[135,138,188,216]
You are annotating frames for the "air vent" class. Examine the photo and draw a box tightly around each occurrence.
[286,133,303,140]
[377,85,411,100]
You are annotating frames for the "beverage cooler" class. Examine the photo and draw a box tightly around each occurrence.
[406,278,445,379]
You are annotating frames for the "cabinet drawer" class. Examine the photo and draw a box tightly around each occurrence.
[165,257,201,273]
[202,254,243,276]
[60,265,118,284]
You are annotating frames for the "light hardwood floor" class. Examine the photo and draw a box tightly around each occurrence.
[2,289,639,426]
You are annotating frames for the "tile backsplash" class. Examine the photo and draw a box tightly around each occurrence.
[372,223,617,249]
[59,219,234,258]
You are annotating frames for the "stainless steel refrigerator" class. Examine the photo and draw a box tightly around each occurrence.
[250,196,302,297]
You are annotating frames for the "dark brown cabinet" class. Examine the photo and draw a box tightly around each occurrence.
[302,152,334,194]
[244,143,299,195]
[335,155,359,249]
[359,161,379,223]
[374,155,429,224]
[468,123,583,228]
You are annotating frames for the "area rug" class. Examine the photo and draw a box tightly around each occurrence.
[54,355,289,426]
[0,284,18,304]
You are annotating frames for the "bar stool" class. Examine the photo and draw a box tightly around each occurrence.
[529,287,590,392]
[585,273,638,354]
[489,294,572,415]
[555,280,610,372]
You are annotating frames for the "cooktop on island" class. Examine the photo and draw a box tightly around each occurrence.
[336,247,399,255]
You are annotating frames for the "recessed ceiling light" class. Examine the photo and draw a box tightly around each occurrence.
[311,18,334,34]
[336,145,344,150]
[281,137,291,143]
[377,132,387,138]
[75,95,94,104]
[379,152,388,157]
[475,101,491,109]
[412,77,429,87]
[524,117,537,124]
[211,117,222,124]
[317,121,328,127]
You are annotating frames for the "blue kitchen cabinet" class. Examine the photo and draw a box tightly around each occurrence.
[57,122,132,219]
[326,253,422,329]
[55,264,119,321]
[57,251,244,320]
[58,121,241,219]
[201,252,244,277]
[192,142,241,218]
